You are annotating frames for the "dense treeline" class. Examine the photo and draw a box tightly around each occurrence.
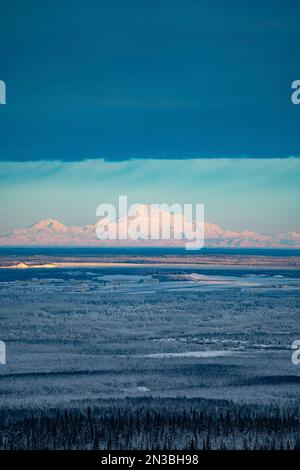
[0,398,299,450]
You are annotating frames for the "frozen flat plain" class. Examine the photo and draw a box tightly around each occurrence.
[0,254,299,409]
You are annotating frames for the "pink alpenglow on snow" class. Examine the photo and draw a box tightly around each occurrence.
[0,210,299,248]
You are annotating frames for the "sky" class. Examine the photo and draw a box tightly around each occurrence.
[0,158,299,235]
[0,1,299,236]
[0,0,299,161]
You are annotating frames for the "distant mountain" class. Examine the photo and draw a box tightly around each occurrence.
[31,218,69,232]
[0,218,95,246]
[0,208,299,248]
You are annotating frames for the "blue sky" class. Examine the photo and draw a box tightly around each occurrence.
[0,0,299,160]
[0,1,299,235]
[0,158,299,235]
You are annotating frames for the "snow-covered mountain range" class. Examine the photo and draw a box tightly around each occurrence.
[0,205,299,248]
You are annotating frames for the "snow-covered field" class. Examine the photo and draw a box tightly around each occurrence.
[0,264,299,408]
